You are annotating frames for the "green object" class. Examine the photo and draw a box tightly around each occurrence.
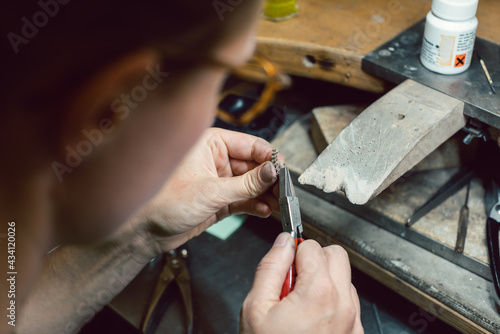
[206,215,246,240]
[262,0,299,22]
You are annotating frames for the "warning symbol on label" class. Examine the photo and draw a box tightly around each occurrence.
[454,54,466,67]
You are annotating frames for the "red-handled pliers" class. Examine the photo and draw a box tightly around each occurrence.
[278,166,304,299]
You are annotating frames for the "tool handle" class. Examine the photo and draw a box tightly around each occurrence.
[280,237,304,299]
[455,206,469,253]
[487,218,500,301]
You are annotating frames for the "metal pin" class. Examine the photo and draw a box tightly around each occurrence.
[372,303,384,334]
[477,54,496,94]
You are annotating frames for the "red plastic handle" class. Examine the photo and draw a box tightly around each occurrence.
[280,237,304,299]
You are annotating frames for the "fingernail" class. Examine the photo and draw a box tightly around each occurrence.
[259,161,276,183]
[273,232,291,247]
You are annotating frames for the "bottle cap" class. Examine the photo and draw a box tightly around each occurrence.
[432,0,479,21]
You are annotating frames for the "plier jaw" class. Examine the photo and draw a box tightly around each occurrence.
[279,166,303,239]
[483,140,500,304]
[277,164,304,299]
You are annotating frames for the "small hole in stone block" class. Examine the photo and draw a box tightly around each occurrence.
[398,114,405,120]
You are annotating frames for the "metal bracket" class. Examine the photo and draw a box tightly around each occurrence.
[462,118,490,144]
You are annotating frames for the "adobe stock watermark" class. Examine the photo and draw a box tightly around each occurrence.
[349,0,403,49]
[7,0,72,55]
[51,64,170,182]
[213,0,244,21]
[408,307,437,333]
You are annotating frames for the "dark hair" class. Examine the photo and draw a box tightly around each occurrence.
[0,0,260,111]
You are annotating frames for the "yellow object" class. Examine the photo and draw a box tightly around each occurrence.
[262,0,298,22]
[217,55,290,126]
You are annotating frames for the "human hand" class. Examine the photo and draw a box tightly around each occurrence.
[240,233,364,334]
[138,127,283,251]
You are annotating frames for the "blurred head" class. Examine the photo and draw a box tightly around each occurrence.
[0,0,262,243]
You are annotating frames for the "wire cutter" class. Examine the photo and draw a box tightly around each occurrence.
[278,165,304,299]
[486,174,500,301]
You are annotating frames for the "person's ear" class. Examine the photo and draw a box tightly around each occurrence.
[57,48,159,155]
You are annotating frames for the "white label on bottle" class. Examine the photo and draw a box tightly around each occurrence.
[421,28,476,72]
[438,35,455,66]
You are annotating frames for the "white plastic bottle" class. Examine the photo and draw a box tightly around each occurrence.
[420,0,479,75]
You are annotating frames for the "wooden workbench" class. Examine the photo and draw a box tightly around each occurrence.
[257,0,500,93]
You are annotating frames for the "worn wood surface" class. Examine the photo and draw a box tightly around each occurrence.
[257,0,500,93]
[299,79,467,205]
[271,114,496,332]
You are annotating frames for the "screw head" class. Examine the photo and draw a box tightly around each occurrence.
[171,258,181,268]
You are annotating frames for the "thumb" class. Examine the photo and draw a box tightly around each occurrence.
[214,161,277,203]
[250,232,295,301]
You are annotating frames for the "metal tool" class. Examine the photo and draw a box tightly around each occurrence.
[406,165,475,227]
[372,303,384,334]
[462,118,489,145]
[486,173,500,301]
[273,149,304,299]
[455,181,471,253]
[140,249,193,334]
